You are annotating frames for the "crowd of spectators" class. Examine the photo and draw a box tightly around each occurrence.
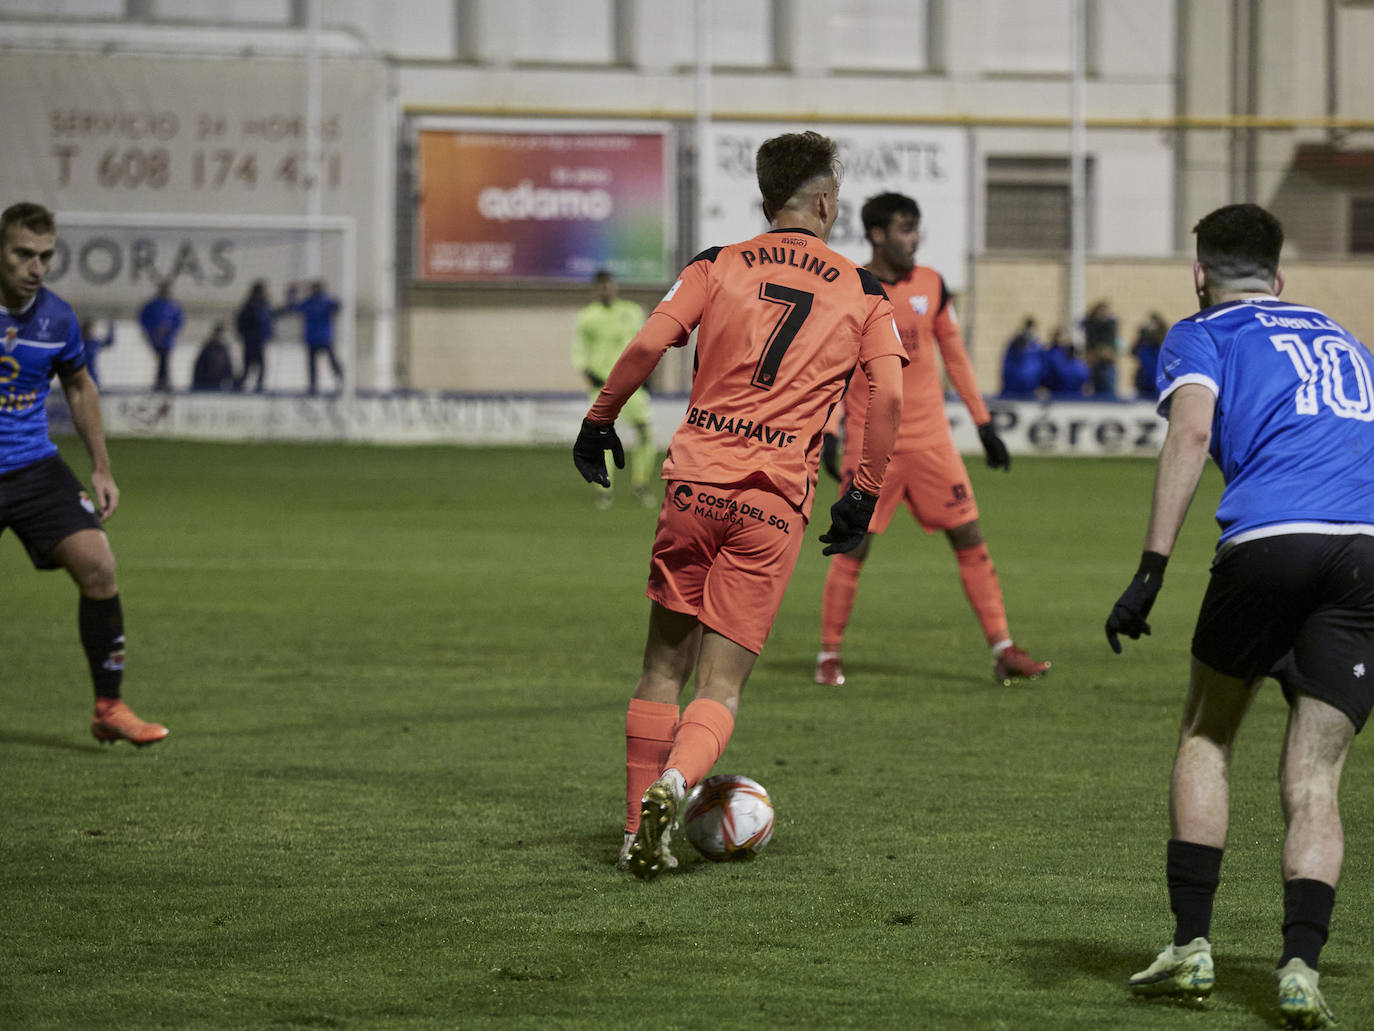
[998,302,1167,401]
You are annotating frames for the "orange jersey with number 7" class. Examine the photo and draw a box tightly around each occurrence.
[627,228,904,518]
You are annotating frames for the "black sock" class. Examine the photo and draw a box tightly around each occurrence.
[79,594,125,700]
[1167,838,1224,946]
[1280,878,1335,971]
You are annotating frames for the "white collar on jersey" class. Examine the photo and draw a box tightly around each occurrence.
[0,293,40,318]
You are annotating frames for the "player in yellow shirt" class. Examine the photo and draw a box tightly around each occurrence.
[572,270,656,507]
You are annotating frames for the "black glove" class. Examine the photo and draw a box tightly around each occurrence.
[820,433,842,481]
[978,422,1011,471]
[1105,551,1168,653]
[819,487,878,556]
[573,418,625,487]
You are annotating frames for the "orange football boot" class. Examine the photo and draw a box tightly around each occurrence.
[92,699,169,747]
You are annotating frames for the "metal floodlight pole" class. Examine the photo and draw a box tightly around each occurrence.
[694,0,711,245]
[304,0,323,276]
[1068,0,1087,347]
[687,0,711,395]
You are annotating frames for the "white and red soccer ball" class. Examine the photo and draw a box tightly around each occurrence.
[683,773,775,861]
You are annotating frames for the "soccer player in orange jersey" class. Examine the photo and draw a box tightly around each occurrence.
[815,192,1050,687]
[573,132,906,880]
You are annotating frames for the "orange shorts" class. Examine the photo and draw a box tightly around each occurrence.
[845,440,978,535]
[646,481,807,654]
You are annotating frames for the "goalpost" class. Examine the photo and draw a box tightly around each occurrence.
[49,212,356,397]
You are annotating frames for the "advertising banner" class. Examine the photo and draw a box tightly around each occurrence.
[3,52,385,314]
[70,390,1165,455]
[702,123,970,291]
[416,123,673,284]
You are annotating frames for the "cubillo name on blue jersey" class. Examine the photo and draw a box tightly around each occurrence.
[1158,297,1374,544]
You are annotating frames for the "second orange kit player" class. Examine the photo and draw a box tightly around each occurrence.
[815,192,1050,687]
[573,132,906,880]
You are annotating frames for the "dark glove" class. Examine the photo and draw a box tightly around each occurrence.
[573,418,625,487]
[819,487,878,556]
[978,422,1011,471]
[1105,551,1168,653]
[820,433,842,481]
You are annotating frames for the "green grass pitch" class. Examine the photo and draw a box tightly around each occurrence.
[2,439,1370,1030]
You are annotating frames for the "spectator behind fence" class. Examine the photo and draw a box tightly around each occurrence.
[1131,311,1168,400]
[1042,327,1091,398]
[79,319,114,387]
[234,280,276,393]
[138,280,183,392]
[191,322,235,392]
[286,280,344,395]
[1088,340,1118,398]
[999,316,1046,399]
[1083,300,1119,398]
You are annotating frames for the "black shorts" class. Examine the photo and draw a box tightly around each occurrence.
[1192,533,1374,731]
[0,455,103,570]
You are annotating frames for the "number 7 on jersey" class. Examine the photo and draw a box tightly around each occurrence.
[752,283,814,390]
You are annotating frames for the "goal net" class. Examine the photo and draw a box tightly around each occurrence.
[47,213,355,396]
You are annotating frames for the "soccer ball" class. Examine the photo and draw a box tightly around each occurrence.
[683,774,775,861]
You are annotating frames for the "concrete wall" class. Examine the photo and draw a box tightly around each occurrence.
[406,256,1374,397]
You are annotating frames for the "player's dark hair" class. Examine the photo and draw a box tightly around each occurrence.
[593,268,613,283]
[861,192,920,238]
[1193,203,1283,285]
[755,131,841,219]
[1,202,56,241]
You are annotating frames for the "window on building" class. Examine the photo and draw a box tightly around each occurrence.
[827,0,931,73]
[0,0,124,16]
[135,0,293,22]
[986,156,1093,251]
[512,0,614,65]
[980,0,1095,74]
[1351,196,1374,253]
[669,0,776,68]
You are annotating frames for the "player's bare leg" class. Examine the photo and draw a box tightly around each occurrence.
[1131,662,1259,998]
[1273,694,1351,1028]
[54,529,167,747]
[1170,660,1262,846]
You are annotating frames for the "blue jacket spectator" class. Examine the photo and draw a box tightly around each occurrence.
[1000,317,1046,399]
[287,281,345,395]
[1131,312,1168,400]
[1043,333,1091,398]
[138,281,184,392]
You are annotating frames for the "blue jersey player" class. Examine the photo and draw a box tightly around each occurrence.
[1107,203,1370,1027]
[0,202,167,747]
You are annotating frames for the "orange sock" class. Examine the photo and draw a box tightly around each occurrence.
[665,697,735,789]
[955,542,1010,648]
[625,698,678,833]
[820,552,864,651]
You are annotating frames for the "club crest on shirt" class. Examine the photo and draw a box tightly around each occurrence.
[909,295,929,316]
[3,326,16,353]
